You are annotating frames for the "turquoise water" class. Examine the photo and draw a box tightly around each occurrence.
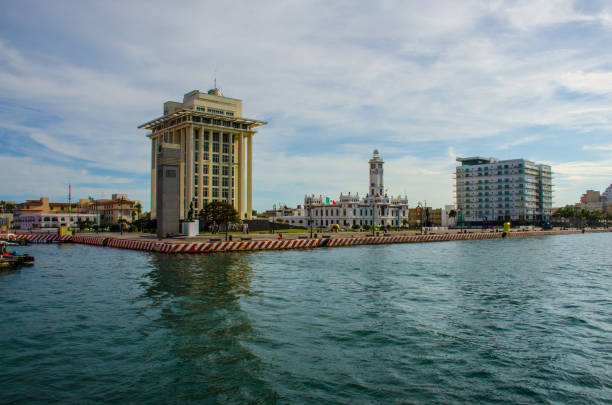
[1,234,611,404]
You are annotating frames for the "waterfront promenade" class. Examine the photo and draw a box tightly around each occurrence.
[4,228,611,254]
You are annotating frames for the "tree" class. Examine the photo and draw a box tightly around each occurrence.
[200,201,240,240]
[402,218,409,229]
[134,202,142,220]
[0,201,15,213]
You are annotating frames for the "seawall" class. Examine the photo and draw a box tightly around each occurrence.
[2,229,610,254]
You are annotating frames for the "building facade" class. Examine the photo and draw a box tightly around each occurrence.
[139,88,266,221]
[13,195,138,229]
[575,188,612,214]
[455,157,552,225]
[294,150,409,229]
[90,194,140,227]
[14,213,99,230]
[603,184,612,202]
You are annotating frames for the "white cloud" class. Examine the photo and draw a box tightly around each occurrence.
[582,143,612,151]
[499,136,539,150]
[1,1,612,210]
[0,155,147,203]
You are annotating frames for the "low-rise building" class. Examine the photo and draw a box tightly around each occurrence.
[15,213,99,230]
[406,207,442,228]
[90,194,141,227]
[0,213,13,230]
[14,197,98,230]
[441,205,457,227]
[286,150,409,229]
[13,194,140,229]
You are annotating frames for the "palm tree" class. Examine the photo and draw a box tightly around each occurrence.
[134,202,142,220]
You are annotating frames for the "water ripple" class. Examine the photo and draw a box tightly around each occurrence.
[0,234,610,403]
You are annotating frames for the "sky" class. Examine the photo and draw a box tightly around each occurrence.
[1,0,611,211]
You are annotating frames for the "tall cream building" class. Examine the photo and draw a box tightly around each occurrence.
[139,88,266,220]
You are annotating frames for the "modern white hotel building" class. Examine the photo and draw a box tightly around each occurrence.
[283,150,409,229]
[139,88,266,221]
[455,157,552,225]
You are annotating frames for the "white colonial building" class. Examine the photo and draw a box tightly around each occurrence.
[281,150,409,230]
[14,213,100,230]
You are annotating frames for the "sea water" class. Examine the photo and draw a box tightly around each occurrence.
[1,233,610,403]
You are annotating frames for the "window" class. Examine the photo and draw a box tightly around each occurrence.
[223,134,229,142]
[213,143,219,152]
[213,133,219,142]
[203,142,209,150]
[222,144,229,154]
[222,178,228,187]
[212,188,218,198]
[207,108,224,115]
[212,165,219,175]
[222,155,229,163]
[222,166,229,176]
[203,166,209,174]
[203,152,209,161]
[212,154,219,162]
[203,176,208,185]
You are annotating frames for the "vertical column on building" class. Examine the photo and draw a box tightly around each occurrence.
[195,127,202,213]
[179,128,185,220]
[185,125,194,220]
[247,133,253,220]
[151,136,157,219]
[230,133,236,210]
[238,133,245,219]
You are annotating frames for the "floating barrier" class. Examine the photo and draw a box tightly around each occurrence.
[106,238,157,251]
[157,238,323,253]
[70,235,107,246]
[1,229,609,254]
[0,233,72,243]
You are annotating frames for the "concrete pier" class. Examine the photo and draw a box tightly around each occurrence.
[3,229,610,254]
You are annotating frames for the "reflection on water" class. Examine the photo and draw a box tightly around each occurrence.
[142,253,277,403]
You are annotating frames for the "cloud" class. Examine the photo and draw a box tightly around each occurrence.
[498,136,539,150]
[0,155,148,205]
[582,143,612,151]
[1,0,612,210]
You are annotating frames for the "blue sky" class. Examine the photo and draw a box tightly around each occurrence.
[1,0,611,211]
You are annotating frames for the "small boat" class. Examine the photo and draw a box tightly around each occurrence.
[0,242,34,268]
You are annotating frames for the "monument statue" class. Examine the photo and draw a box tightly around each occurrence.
[187,201,194,222]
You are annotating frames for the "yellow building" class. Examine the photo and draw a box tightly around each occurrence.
[139,88,266,220]
[407,207,442,228]
[90,194,140,226]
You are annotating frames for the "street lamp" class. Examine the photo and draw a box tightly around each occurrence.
[371,197,376,236]
[119,195,124,235]
[417,201,424,234]
[308,200,313,238]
